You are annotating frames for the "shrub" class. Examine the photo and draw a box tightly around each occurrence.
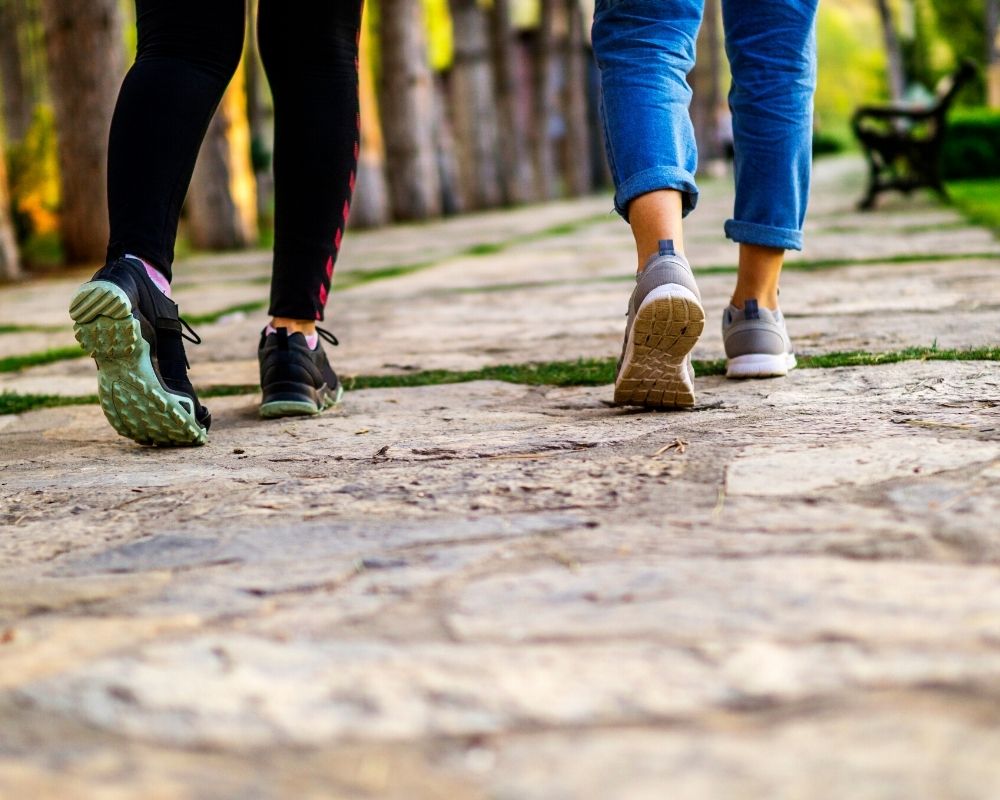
[812,130,846,156]
[5,105,60,244]
[941,108,1000,180]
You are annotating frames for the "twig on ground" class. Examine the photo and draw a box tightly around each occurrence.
[653,438,688,457]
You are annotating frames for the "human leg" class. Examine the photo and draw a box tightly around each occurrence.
[106,0,245,276]
[591,0,702,260]
[257,0,363,326]
[592,0,705,408]
[720,0,818,378]
[255,0,362,417]
[71,1,244,446]
[722,0,819,303]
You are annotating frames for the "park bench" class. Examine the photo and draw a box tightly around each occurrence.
[852,59,978,210]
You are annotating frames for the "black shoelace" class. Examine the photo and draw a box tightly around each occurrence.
[316,327,339,347]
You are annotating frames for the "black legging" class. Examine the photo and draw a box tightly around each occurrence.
[106,0,362,321]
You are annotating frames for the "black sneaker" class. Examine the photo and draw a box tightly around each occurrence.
[258,327,343,419]
[68,256,211,446]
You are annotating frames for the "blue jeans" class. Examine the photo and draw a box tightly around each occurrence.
[592,0,819,251]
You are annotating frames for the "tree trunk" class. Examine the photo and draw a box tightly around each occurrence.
[531,0,559,200]
[689,0,722,162]
[875,0,906,101]
[351,11,390,229]
[377,0,441,220]
[0,128,20,281]
[560,0,592,196]
[433,74,464,215]
[38,0,124,264]
[186,64,259,250]
[447,0,503,210]
[586,49,613,188]
[988,0,1000,108]
[0,0,34,143]
[246,0,274,227]
[489,0,535,204]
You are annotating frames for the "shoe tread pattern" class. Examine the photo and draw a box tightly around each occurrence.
[70,282,206,446]
[614,293,704,408]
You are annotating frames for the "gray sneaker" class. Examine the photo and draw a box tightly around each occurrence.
[614,240,704,408]
[722,299,797,379]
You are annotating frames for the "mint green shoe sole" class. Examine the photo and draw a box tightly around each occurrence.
[259,383,344,420]
[69,281,207,447]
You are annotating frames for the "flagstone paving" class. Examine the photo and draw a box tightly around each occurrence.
[1,156,999,799]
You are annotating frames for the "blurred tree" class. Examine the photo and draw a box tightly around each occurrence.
[489,0,535,203]
[560,0,592,195]
[246,0,274,228]
[5,105,59,249]
[432,74,463,214]
[690,0,722,163]
[874,0,906,99]
[447,0,503,209]
[989,0,1000,106]
[352,10,391,228]
[378,0,442,219]
[0,127,20,281]
[186,66,259,250]
[815,1,885,139]
[532,0,559,199]
[0,0,36,143]
[38,0,124,264]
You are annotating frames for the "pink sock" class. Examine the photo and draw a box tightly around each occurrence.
[265,323,318,350]
[127,254,171,298]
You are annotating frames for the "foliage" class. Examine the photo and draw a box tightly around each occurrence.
[815,1,888,140]
[5,105,60,246]
[926,0,988,104]
[812,131,847,156]
[941,108,1000,179]
[947,178,1000,232]
[424,0,453,72]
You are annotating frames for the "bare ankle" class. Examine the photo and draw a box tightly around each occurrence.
[270,317,316,335]
[733,244,783,309]
[628,190,685,270]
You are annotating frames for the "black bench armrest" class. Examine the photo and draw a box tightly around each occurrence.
[852,104,937,123]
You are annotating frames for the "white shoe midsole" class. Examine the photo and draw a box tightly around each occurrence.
[726,352,797,378]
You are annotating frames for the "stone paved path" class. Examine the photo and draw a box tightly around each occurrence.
[1,156,999,798]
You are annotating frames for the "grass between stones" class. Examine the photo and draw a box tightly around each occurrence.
[444,250,1000,295]
[2,345,997,416]
[0,346,88,373]
[0,323,67,334]
[948,179,1000,234]
[0,214,613,379]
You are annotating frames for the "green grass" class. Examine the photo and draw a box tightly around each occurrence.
[0,323,69,334]
[336,260,435,290]
[184,301,269,326]
[346,358,618,390]
[795,345,1000,369]
[699,250,999,276]
[3,346,997,416]
[0,346,86,373]
[948,179,1000,234]
[442,250,1000,297]
[0,391,97,415]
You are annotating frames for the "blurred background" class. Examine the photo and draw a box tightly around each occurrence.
[0,0,997,284]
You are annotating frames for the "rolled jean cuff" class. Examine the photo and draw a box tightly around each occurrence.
[614,166,699,221]
[724,219,803,251]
